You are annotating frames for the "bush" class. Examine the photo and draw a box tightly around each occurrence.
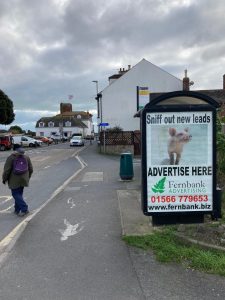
[106,126,123,132]
[217,107,225,189]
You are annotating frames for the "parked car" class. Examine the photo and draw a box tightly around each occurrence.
[0,135,13,151]
[12,136,40,148]
[41,137,53,144]
[71,133,83,138]
[70,136,85,147]
[50,134,61,143]
[34,139,43,147]
[35,136,53,144]
[47,137,54,144]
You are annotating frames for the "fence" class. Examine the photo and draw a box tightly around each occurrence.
[99,131,141,155]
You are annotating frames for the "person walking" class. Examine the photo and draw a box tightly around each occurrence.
[2,144,33,216]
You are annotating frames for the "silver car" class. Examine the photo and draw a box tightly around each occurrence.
[70,136,84,147]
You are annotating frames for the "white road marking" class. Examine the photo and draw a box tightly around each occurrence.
[44,165,51,169]
[59,219,84,241]
[0,196,13,213]
[70,146,87,158]
[0,205,14,213]
[32,156,50,162]
[67,197,76,208]
[0,154,87,266]
[82,172,103,182]
[65,186,81,191]
[0,196,12,204]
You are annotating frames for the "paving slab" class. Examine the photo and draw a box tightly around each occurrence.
[117,189,153,236]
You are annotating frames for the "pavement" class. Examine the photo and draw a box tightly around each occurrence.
[0,143,153,299]
[0,142,223,261]
[117,162,153,236]
[0,143,152,255]
[2,144,225,299]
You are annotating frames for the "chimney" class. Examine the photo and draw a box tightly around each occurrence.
[223,74,225,90]
[60,103,72,114]
[183,69,190,91]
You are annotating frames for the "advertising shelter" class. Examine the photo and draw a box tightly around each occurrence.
[141,91,220,225]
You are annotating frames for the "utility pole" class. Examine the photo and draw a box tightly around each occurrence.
[92,80,100,136]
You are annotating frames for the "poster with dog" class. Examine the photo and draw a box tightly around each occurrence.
[145,111,213,213]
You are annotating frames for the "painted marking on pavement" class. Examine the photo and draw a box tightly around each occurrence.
[82,172,103,182]
[64,186,81,191]
[0,196,13,213]
[32,156,50,162]
[0,196,12,204]
[44,165,51,169]
[59,219,84,241]
[0,205,14,213]
[67,197,76,208]
[70,146,87,158]
[0,154,87,266]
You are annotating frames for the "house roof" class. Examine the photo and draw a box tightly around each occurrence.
[194,89,225,105]
[149,89,225,105]
[35,108,92,128]
[58,111,92,120]
[0,129,8,134]
[100,58,182,95]
[134,89,225,117]
[35,115,87,128]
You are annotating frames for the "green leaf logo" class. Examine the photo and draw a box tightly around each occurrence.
[152,177,166,193]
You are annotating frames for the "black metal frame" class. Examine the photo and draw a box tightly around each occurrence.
[141,91,218,218]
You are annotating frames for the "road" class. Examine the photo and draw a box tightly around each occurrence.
[0,142,84,242]
[1,143,225,299]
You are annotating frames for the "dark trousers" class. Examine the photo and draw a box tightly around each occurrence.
[11,187,28,213]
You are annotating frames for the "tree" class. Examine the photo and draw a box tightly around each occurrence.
[217,104,225,188]
[0,89,15,125]
[9,125,23,134]
[106,126,123,132]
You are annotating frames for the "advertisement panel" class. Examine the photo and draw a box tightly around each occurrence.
[137,86,149,111]
[146,111,213,213]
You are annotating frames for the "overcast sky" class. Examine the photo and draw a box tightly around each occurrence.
[1,0,225,131]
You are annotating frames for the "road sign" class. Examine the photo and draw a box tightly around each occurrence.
[99,123,109,127]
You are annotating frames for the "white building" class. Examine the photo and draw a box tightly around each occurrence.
[99,58,183,131]
[35,103,93,138]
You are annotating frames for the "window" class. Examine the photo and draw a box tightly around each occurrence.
[48,121,54,127]
[39,122,45,127]
[65,121,71,127]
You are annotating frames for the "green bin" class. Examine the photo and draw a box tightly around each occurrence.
[120,153,134,180]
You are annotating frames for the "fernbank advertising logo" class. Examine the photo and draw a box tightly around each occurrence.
[151,177,166,193]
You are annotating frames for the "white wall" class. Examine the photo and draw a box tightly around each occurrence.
[36,127,83,137]
[82,120,93,136]
[101,59,183,131]
[36,118,93,137]
[36,128,57,137]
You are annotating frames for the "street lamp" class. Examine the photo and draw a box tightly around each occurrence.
[92,80,99,118]
[92,80,98,94]
[92,80,102,133]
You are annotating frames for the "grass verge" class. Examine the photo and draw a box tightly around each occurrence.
[123,228,225,276]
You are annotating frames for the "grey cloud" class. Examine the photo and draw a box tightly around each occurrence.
[0,0,225,131]
[202,44,225,61]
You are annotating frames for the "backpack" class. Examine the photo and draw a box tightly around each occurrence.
[13,155,28,175]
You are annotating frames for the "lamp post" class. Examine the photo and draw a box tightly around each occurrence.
[92,80,102,134]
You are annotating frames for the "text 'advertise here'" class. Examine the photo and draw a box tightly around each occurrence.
[141,91,218,217]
